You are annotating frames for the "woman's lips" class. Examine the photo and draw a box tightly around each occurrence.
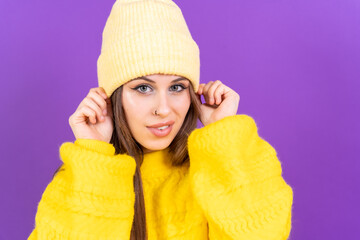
[147,120,175,128]
[147,124,173,137]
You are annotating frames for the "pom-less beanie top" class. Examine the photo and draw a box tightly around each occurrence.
[97,0,200,98]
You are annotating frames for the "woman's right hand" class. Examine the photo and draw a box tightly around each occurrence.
[69,87,114,143]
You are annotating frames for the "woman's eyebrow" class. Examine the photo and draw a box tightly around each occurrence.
[130,76,187,83]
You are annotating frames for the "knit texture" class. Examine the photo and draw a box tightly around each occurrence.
[28,114,293,239]
[97,0,200,97]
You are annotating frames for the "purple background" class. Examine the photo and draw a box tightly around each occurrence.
[1,0,359,239]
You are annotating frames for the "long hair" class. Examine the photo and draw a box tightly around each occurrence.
[110,81,201,239]
[52,80,201,239]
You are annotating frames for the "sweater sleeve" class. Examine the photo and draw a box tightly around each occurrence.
[28,139,136,240]
[187,115,294,240]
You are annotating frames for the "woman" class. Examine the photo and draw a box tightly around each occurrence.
[28,0,293,239]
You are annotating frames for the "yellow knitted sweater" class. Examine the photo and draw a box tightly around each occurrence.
[28,114,293,239]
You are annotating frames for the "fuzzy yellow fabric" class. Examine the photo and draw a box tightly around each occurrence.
[28,114,293,239]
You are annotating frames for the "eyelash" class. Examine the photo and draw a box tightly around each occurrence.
[132,84,187,94]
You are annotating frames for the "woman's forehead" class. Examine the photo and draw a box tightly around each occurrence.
[130,74,188,84]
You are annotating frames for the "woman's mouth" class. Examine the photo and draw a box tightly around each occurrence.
[147,124,173,137]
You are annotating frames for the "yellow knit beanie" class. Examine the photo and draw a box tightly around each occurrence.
[97,0,200,98]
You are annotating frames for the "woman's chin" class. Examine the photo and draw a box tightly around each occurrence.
[141,140,171,153]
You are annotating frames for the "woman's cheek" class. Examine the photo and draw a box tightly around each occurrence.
[174,95,191,114]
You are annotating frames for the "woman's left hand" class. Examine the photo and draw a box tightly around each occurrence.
[195,80,240,127]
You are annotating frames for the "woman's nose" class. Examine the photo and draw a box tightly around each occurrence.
[154,92,171,116]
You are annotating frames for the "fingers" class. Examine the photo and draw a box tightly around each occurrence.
[98,87,113,112]
[94,87,108,99]
[197,80,224,105]
[213,83,225,105]
[81,106,98,124]
[82,97,105,123]
[76,87,109,124]
[88,89,108,114]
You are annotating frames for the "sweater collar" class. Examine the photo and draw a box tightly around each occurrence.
[140,147,173,180]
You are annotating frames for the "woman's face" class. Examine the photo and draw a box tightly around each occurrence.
[122,74,191,153]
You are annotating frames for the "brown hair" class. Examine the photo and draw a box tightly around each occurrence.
[51,79,201,239]
[110,81,201,239]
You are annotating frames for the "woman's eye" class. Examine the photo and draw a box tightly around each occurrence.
[132,84,186,94]
[170,84,186,92]
[134,84,152,93]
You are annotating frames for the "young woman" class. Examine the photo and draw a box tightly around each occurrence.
[28,0,293,239]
